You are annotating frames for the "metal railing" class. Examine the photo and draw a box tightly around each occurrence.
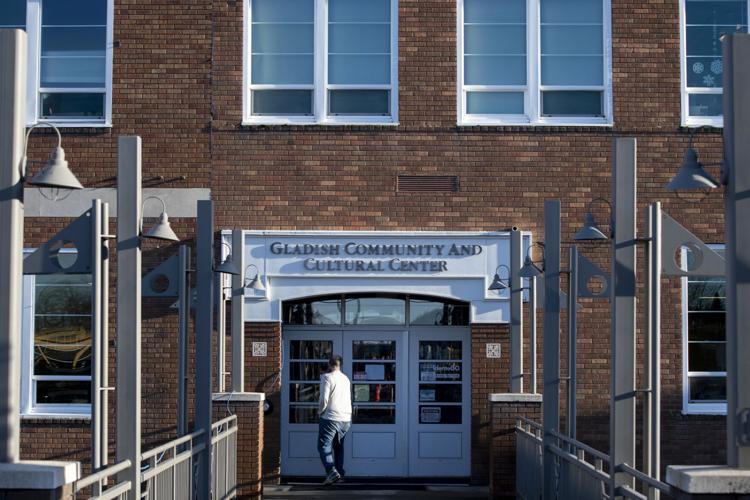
[516,418,544,500]
[211,415,238,500]
[547,429,611,500]
[74,460,133,500]
[140,428,206,500]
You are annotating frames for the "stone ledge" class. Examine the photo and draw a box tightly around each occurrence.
[489,393,543,403]
[213,392,265,402]
[667,465,750,494]
[0,461,79,489]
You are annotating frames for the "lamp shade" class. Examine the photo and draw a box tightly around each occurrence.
[28,147,84,190]
[573,212,609,241]
[215,253,240,275]
[518,256,543,278]
[666,147,719,190]
[488,273,509,291]
[246,274,266,291]
[143,212,180,242]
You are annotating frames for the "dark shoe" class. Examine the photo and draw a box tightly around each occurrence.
[323,468,341,485]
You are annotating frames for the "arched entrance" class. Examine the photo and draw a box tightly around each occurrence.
[280,293,471,479]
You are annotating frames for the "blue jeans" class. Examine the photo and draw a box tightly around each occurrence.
[317,418,351,474]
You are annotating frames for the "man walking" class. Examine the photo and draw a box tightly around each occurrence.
[318,355,352,485]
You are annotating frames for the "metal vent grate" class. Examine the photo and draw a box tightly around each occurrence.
[397,175,459,192]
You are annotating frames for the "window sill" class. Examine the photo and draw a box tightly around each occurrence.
[458,117,613,128]
[242,117,399,127]
[682,405,727,416]
[21,413,91,422]
[682,117,724,128]
[27,121,112,129]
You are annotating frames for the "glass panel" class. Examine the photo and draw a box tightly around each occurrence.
[35,286,91,315]
[419,384,462,403]
[289,405,319,423]
[34,317,91,376]
[540,0,603,24]
[0,0,27,27]
[541,25,602,55]
[352,362,395,381]
[410,300,470,325]
[289,361,328,381]
[345,296,405,325]
[253,89,313,115]
[329,0,390,23]
[688,281,726,311]
[36,274,92,286]
[353,383,395,403]
[419,341,462,360]
[418,405,461,424]
[464,55,526,85]
[687,25,745,57]
[289,340,333,360]
[352,340,395,360]
[42,0,107,26]
[251,0,314,23]
[42,27,107,57]
[541,90,603,116]
[689,376,726,402]
[251,23,314,53]
[686,1,747,26]
[353,406,395,424]
[41,58,106,88]
[464,0,525,24]
[289,383,320,402]
[283,298,342,325]
[688,342,726,372]
[329,23,390,53]
[688,312,726,342]
[464,25,526,55]
[251,54,314,84]
[688,93,723,117]
[329,90,389,115]
[541,56,603,86]
[687,56,724,87]
[328,55,390,85]
[36,380,90,405]
[419,361,462,382]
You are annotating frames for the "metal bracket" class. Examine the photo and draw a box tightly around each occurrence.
[661,211,725,277]
[142,253,179,297]
[23,207,94,275]
[739,408,750,446]
[577,253,610,299]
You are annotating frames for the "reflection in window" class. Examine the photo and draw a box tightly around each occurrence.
[345,296,405,325]
[0,0,27,29]
[411,300,469,326]
[283,298,341,325]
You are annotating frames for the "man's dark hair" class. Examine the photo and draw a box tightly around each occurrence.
[328,355,342,369]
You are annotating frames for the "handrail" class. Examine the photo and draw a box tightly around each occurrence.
[517,416,544,431]
[617,485,648,500]
[548,429,612,463]
[515,425,543,443]
[141,445,204,482]
[75,459,132,490]
[618,463,673,495]
[140,429,204,461]
[212,415,237,431]
[95,481,133,500]
[546,443,611,484]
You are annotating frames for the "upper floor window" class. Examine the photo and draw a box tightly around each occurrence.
[458,0,612,126]
[0,0,113,127]
[244,0,398,125]
[680,0,748,126]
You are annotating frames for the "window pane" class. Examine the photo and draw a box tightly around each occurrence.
[419,405,461,424]
[689,376,726,402]
[541,56,603,86]
[352,362,396,381]
[251,55,314,84]
[352,340,396,360]
[686,0,747,26]
[541,0,602,24]
[353,383,395,403]
[464,0,525,23]
[329,23,390,54]
[419,341,462,360]
[289,383,320,403]
[464,25,526,55]
[0,0,26,27]
[410,299,470,325]
[345,296,405,325]
[289,405,319,423]
[252,90,313,115]
[329,90,389,115]
[419,362,462,382]
[41,58,106,88]
[36,274,92,286]
[689,312,726,342]
[251,23,313,53]
[329,0,390,23]
[687,25,744,57]
[251,0,313,22]
[419,384,462,403]
[542,90,602,116]
[466,91,524,115]
[688,93,723,116]
[688,342,726,372]
[36,380,90,405]
[329,55,390,85]
[465,55,526,85]
[35,286,91,315]
[353,406,395,424]
[283,298,341,325]
[688,281,726,311]
[541,25,602,55]
[289,361,328,381]
[42,0,107,26]
[34,318,91,376]
[42,27,106,57]
[686,56,724,87]
[289,340,333,360]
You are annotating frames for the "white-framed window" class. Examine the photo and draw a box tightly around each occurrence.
[243,0,398,125]
[0,0,114,127]
[457,0,612,126]
[680,0,749,127]
[682,244,726,415]
[21,267,92,417]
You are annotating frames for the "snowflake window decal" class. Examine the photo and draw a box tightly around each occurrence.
[703,74,716,87]
[711,59,722,75]
[693,62,705,74]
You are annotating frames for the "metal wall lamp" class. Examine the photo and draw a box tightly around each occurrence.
[519,242,545,278]
[574,197,613,241]
[22,122,83,189]
[488,264,511,291]
[667,128,720,190]
[215,242,240,275]
[141,196,180,241]
[244,264,266,291]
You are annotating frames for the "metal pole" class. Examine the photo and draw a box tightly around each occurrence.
[0,29,26,463]
[530,276,538,394]
[650,203,662,497]
[101,201,110,469]
[567,245,578,439]
[542,200,561,500]
[177,245,190,437]
[231,229,245,393]
[116,136,142,500]
[723,33,750,468]
[643,204,653,496]
[217,272,226,393]
[511,227,524,393]
[195,200,214,498]
[91,199,103,479]
[611,137,637,493]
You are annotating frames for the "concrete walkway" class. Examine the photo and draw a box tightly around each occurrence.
[264,484,489,499]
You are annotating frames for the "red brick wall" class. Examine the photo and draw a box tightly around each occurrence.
[213,399,264,498]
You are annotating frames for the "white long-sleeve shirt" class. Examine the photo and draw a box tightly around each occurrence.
[318,369,352,422]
